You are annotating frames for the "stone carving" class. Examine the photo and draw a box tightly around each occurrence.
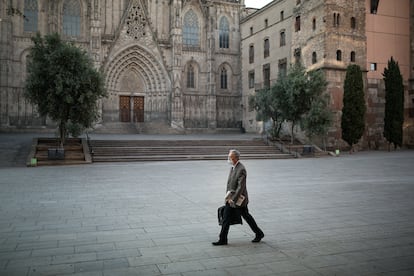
[126,0,147,39]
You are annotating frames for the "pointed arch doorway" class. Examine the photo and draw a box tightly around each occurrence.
[104,45,172,126]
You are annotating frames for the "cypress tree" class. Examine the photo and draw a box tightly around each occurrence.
[341,64,366,151]
[383,57,404,149]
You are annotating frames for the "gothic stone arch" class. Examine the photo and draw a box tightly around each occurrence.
[103,45,171,123]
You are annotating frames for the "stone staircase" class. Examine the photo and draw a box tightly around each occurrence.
[89,139,294,162]
[91,122,182,134]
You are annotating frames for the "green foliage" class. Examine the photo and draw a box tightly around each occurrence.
[25,33,107,145]
[249,63,331,143]
[274,63,330,142]
[301,93,333,139]
[248,88,283,138]
[383,57,404,149]
[341,64,366,148]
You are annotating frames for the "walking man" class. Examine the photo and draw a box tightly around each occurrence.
[212,149,264,245]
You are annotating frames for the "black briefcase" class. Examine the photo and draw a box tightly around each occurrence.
[217,205,242,226]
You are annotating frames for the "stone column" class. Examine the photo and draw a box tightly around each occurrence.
[170,0,184,129]
[206,4,217,129]
[0,13,12,126]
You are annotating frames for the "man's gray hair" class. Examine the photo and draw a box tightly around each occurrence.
[229,149,241,159]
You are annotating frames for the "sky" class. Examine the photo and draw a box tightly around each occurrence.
[244,0,273,9]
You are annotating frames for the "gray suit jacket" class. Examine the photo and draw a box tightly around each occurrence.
[226,161,249,207]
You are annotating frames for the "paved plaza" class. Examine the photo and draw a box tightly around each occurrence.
[1,133,414,276]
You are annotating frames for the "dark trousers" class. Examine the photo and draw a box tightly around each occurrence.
[219,204,263,242]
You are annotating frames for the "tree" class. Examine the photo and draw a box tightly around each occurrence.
[301,93,333,148]
[25,33,107,145]
[248,87,283,138]
[300,69,332,143]
[249,63,331,143]
[274,63,330,143]
[383,57,404,150]
[341,64,366,151]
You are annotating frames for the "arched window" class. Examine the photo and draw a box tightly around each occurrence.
[351,17,356,29]
[264,38,270,58]
[280,30,286,46]
[24,0,38,32]
[312,52,317,64]
[219,17,229,48]
[187,64,195,88]
[350,51,356,62]
[336,50,342,61]
[249,45,254,63]
[333,13,340,27]
[312,18,316,31]
[183,10,199,47]
[295,16,301,32]
[220,67,228,89]
[63,0,81,36]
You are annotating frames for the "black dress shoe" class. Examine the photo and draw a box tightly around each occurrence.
[252,233,264,243]
[212,240,228,246]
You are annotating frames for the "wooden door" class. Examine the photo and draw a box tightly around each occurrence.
[133,96,144,122]
[119,96,131,122]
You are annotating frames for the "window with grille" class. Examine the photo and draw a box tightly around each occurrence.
[187,64,195,88]
[278,58,287,77]
[280,31,286,46]
[249,45,254,64]
[295,16,301,32]
[183,10,199,47]
[264,38,270,58]
[263,64,270,88]
[220,68,228,89]
[248,71,255,89]
[63,0,81,37]
[24,0,38,33]
[219,17,229,48]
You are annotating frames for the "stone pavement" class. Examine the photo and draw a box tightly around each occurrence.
[1,133,414,275]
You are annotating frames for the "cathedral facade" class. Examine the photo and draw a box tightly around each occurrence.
[0,0,244,132]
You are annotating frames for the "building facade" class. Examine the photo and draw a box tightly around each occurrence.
[241,0,414,148]
[365,0,414,146]
[0,0,244,133]
[240,0,294,133]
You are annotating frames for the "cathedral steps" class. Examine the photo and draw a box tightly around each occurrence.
[91,122,182,135]
[89,139,294,162]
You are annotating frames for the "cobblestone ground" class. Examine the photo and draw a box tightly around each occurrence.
[0,133,414,275]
